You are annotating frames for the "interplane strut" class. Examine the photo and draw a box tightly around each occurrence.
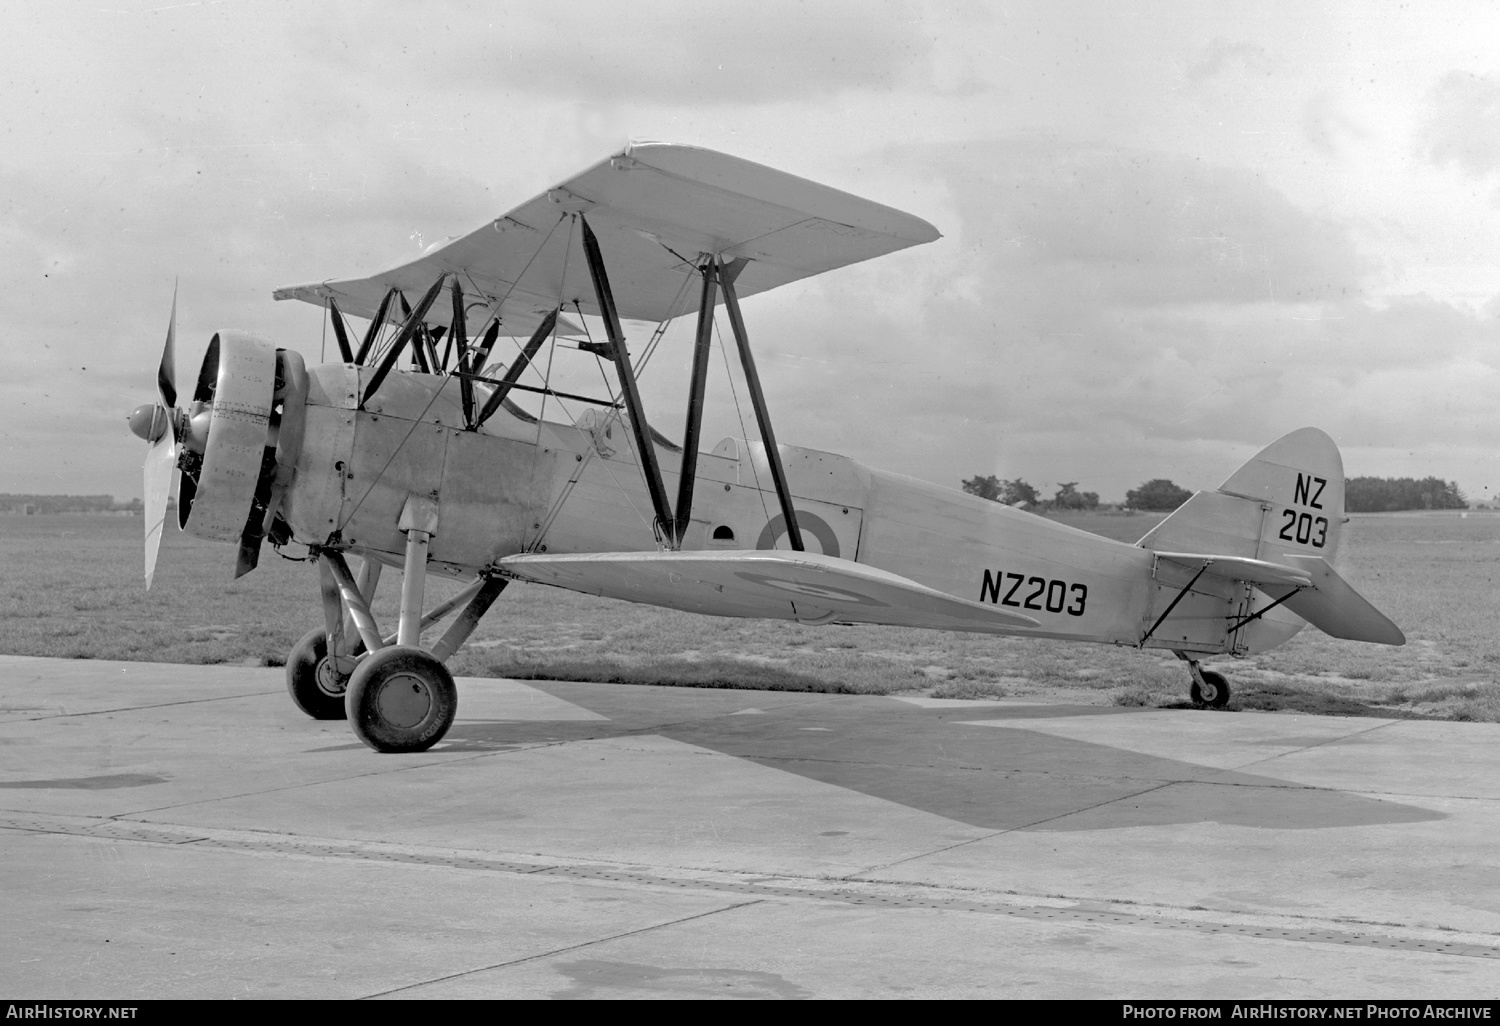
[673,260,719,544]
[580,214,675,542]
[717,256,803,552]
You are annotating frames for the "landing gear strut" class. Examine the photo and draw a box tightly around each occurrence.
[1178,652,1230,708]
[285,551,384,720]
[284,528,508,752]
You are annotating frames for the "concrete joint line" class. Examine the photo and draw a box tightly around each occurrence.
[1236,718,1405,770]
[853,780,1181,875]
[360,899,766,999]
[22,690,283,722]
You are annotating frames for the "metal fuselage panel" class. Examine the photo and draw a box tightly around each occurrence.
[284,366,553,570]
[281,364,1234,654]
[855,469,1161,646]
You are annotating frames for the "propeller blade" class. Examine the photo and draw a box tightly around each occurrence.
[234,538,261,579]
[143,416,177,589]
[157,282,178,409]
[354,288,395,365]
[327,298,355,363]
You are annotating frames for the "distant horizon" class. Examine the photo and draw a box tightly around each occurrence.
[1,470,1486,514]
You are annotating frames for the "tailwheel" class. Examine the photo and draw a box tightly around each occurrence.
[286,629,350,720]
[345,645,457,753]
[1191,669,1231,709]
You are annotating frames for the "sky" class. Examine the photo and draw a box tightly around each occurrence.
[5,0,1500,505]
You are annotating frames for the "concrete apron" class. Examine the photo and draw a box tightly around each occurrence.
[0,653,1496,999]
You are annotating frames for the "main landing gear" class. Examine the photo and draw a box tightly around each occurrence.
[346,646,458,754]
[286,628,350,720]
[1177,652,1230,708]
[285,523,507,753]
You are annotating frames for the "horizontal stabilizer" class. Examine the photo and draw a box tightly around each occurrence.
[1153,552,1313,588]
[1156,550,1403,647]
[1278,555,1406,646]
[498,550,1040,632]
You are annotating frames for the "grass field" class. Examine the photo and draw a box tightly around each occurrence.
[1,509,1497,721]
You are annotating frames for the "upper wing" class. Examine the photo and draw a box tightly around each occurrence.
[498,549,1039,633]
[273,143,940,334]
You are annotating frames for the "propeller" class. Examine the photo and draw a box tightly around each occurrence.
[129,290,306,587]
[128,285,181,589]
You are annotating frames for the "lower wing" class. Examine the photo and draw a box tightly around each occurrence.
[497,550,1041,632]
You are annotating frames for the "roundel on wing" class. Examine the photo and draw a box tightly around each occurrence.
[755,511,840,558]
[731,571,888,608]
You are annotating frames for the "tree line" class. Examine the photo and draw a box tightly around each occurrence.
[0,494,139,514]
[961,475,1470,513]
[960,475,1191,511]
[1344,477,1466,512]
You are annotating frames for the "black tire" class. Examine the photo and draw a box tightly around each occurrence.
[345,646,457,753]
[1191,670,1230,708]
[286,629,349,720]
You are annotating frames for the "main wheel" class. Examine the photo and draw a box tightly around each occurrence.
[345,646,457,753]
[286,629,349,720]
[1191,670,1230,708]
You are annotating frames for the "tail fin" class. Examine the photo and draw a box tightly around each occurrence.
[1140,428,1402,648]
[1139,427,1345,563]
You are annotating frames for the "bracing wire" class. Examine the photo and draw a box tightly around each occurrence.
[634,268,696,378]
[715,314,772,527]
[478,211,568,344]
[336,217,572,535]
[514,216,653,541]
[520,216,576,537]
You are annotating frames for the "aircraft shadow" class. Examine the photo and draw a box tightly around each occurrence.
[429,684,1443,833]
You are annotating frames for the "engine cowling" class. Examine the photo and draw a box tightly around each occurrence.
[175,331,307,573]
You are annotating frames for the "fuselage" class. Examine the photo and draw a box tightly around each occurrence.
[275,364,1297,658]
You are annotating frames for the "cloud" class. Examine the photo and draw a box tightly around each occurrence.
[1302,93,1366,157]
[936,137,1364,308]
[308,0,934,106]
[5,4,1498,507]
[1421,70,1500,177]
[710,135,1500,500]
[1184,39,1269,85]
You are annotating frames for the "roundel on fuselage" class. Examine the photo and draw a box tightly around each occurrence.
[755,511,840,558]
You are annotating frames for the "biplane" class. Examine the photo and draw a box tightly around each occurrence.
[127,143,1404,753]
